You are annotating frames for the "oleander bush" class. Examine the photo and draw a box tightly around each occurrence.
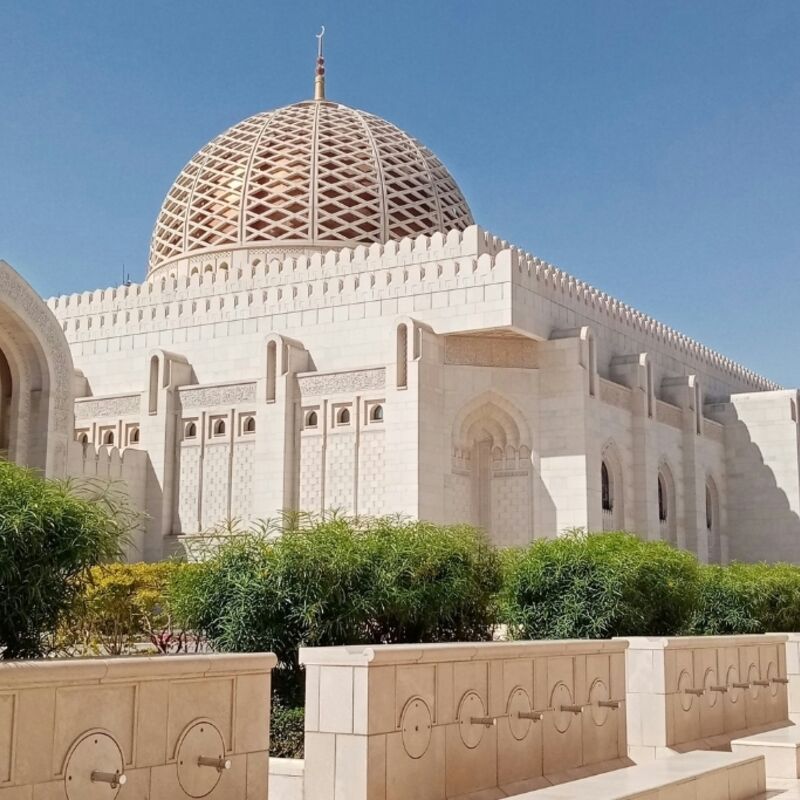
[56,561,198,655]
[499,530,701,640]
[689,562,800,635]
[0,462,131,659]
[168,515,502,703]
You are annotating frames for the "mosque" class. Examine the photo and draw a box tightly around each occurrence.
[1,43,798,564]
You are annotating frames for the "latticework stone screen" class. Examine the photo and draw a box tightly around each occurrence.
[149,100,473,272]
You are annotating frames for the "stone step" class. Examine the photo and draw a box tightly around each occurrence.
[509,750,765,800]
[732,726,800,779]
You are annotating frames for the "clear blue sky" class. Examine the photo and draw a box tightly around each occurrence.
[1,2,798,386]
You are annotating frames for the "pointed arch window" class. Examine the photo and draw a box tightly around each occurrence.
[601,461,613,512]
[658,473,667,522]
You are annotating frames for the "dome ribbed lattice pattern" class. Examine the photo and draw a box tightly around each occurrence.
[149,101,473,272]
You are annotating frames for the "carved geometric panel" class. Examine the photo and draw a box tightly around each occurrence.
[298,435,324,513]
[231,441,255,523]
[358,431,385,516]
[202,444,230,530]
[326,433,356,512]
[176,446,201,534]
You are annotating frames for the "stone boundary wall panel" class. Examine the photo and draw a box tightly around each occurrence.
[0,652,276,800]
[300,639,630,800]
[622,634,789,762]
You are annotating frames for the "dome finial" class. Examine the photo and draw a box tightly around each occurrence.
[314,26,326,100]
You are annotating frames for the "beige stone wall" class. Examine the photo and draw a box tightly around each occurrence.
[37,225,797,562]
[713,391,800,563]
[0,652,276,800]
[300,640,630,800]
[66,441,149,559]
[782,632,800,724]
[624,635,789,762]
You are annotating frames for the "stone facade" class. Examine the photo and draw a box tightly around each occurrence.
[3,89,798,563]
[28,222,796,563]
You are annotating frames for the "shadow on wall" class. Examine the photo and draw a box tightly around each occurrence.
[724,411,800,564]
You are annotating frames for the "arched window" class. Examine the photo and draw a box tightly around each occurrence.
[244,416,256,434]
[371,404,384,422]
[601,461,613,512]
[266,341,277,402]
[306,410,318,428]
[77,433,89,445]
[337,408,351,426]
[185,421,197,439]
[148,355,159,415]
[129,427,140,444]
[658,472,668,522]
[213,419,226,437]
[706,477,721,563]
[396,324,408,388]
[102,430,115,445]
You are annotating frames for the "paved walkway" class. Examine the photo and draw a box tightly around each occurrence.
[763,779,800,799]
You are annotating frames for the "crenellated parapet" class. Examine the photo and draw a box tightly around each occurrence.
[45,225,779,393]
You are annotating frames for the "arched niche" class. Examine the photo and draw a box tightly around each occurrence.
[0,260,75,476]
[450,391,533,545]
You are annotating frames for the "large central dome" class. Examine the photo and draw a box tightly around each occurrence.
[148,99,473,275]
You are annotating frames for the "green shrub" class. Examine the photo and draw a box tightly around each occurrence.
[168,516,502,702]
[499,531,700,639]
[0,463,130,659]
[690,562,800,635]
[58,561,194,655]
[270,703,305,759]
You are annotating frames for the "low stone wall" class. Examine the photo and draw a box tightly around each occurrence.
[624,635,789,761]
[299,639,630,800]
[783,632,800,724]
[270,757,304,800]
[0,652,276,799]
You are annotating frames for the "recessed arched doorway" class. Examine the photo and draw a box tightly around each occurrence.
[450,392,533,545]
[0,260,75,476]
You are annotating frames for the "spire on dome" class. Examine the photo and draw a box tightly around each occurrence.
[314,26,326,100]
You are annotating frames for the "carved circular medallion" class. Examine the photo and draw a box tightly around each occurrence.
[767,661,779,698]
[727,665,742,704]
[588,678,611,727]
[678,669,694,712]
[703,667,719,708]
[176,721,227,798]
[506,687,533,741]
[747,663,760,701]
[550,682,574,734]
[458,691,488,749]
[64,731,125,800]
[400,697,432,759]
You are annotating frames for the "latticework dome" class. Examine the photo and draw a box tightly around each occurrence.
[148,100,474,274]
